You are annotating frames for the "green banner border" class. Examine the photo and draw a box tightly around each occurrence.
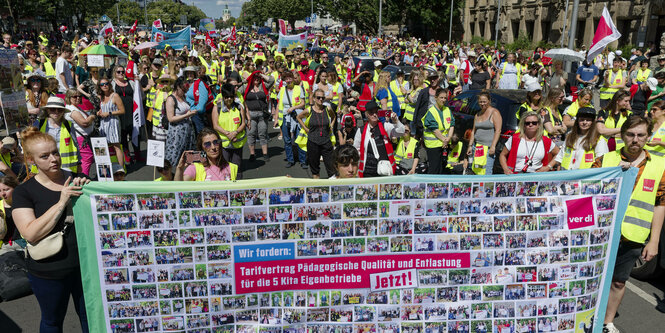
[74,168,636,333]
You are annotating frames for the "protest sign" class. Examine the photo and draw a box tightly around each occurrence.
[73,168,636,333]
[151,26,192,50]
[278,32,307,51]
[146,139,165,168]
[200,18,216,32]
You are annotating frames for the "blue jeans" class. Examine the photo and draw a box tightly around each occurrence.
[28,271,89,333]
[282,123,306,164]
[485,153,495,175]
[191,113,207,135]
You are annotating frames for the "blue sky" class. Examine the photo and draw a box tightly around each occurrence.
[184,0,245,19]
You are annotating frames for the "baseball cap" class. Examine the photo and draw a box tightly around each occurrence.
[1,137,16,149]
[658,54,665,60]
[647,77,658,91]
[373,60,382,67]
[365,100,379,111]
[112,163,125,175]
[152,58,163,66]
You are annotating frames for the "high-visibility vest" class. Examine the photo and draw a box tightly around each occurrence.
[446,141,463,169]
[269,71,279,99]
[600,70,625,100]
[394,137,417,163]
[152,90,168,127]
[193,162,238,181]
[389,79,405,109]
[601,150,665,244]
[646,122,665,158]
[636,69,652,84]
[277,85,303,127]
[334,64,344,79]
[377,88,393,111]
[199,57,219,85]
[38,35,48,46]
[471,144,489,175]
[445,63,458,85]
[357,82,375,111]
[301,82,310,105]
[560,146,595,170]
[330,82,342,108]
[0,152,11,170]
[422,105,453,148]
[295,107,336,152]
[403,87,423,121]
[37,119,78,173]
[373,70,379,83]
[516,102,533,120]
[500,62,521,86]
[145,73,157,108]
[217,103,247,149]
[564,100,590,119]
[603,111,631,151]
[41,53,55,77]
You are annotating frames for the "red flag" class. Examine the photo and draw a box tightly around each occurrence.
[129,20,138,34]
[100,21,114,37]
[586,6,621,63]
[278,19,287,35]
[153,19,163,29]
[205,32,217,51]
[131,79,144,147]
[230,25,237,41]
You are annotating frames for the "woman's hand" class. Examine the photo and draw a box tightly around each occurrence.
[177,151,192,171]
[488,146,495,156]
[59,176,83,205]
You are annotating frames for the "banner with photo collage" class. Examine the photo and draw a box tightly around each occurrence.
[73,167,637,333]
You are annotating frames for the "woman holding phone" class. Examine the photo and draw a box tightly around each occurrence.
[165,77,197,171]
[174,128,238,181]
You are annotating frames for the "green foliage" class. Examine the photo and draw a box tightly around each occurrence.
[6,0,116,31]
[216,17,237,30]
[145,0,207,28]
[619,43,635,59]
[537,40,557,50]
[507,32,533,51]
[238,0,310,28]
[470,36,488,45]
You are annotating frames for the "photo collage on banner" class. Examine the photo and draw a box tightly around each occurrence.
[90,177,621,333]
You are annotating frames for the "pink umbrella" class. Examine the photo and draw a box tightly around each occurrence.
[133,41,160,51]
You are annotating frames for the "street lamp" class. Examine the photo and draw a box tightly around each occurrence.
[449,0,453,42]
[378,0,383,37]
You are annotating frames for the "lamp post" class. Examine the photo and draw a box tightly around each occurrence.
[378,0,383,37]
[494,0,502,48]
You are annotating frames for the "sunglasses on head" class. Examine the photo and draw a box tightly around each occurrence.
[203,139,221,149]
[525,121,539,126]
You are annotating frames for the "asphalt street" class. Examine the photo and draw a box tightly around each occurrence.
[1,127,664,331]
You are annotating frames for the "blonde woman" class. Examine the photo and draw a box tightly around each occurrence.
[403,70,426,122]
[374,71,393,116]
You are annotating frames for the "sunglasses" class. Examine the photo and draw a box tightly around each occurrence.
[100,82,110,87]
[525,121,539,126]
[314,96,325,100]
[203,139,221,149]
[28,78,41,83]
[71,95,82,98]
[116,70,125,74]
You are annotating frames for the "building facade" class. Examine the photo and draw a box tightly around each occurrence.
[463,0,665,50]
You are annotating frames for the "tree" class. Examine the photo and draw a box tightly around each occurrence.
[237,0,309,29]
[146,0,207,29]
[216,17,236,30]
[103,0,143,26]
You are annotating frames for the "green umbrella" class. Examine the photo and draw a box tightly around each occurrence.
[79,44,127,57]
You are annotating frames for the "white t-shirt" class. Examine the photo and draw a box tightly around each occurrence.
[55,57,73,93]
[65,105,94,135]
[555,136,608,170]
[504,137,556,173]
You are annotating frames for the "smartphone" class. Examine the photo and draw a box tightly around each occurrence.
[378,110,392,118]
[185,151,206,164]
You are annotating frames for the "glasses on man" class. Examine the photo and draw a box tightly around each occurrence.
[203,139,221,149]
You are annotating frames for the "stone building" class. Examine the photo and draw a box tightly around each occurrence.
[463,0,664,50]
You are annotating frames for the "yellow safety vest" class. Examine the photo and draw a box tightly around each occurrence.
[41,53,55,77]
[636,69,652,84]
[646,122,665,158]
[277,85,303,127]
[445,64,458,85]
[561,146,595,170]
[193,162,238,181]
[377,88,393,111]
[331,82,342,108]
[403,87,423,121]
[471,144,489,175]
[389,79,405,109]
[151,90,168,127]
[0,152,11,170]
[422,105,453,148]
[199,57,219,85]
[600,70,624,100]
[38,35,48,46]
[269,71,279,99]
[295,107,336,152]
[516,103,533,120]
[217,104,247,149]
[37,120,78,173]
[394,137,417,163]
[603,111,631,151]
[301,82,310,105]
[145,73,157,108]
[334,64,344,79]
[447,141,463,168]
[602,150,665,244]
[564,101,590,119]
[500,62,521,85]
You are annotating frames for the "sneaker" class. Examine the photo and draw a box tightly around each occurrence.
[249,154,256,162]
[301,163,308,169]
[278,134,283,140]
[263,155,270,162]
[603,323,620,333]
[285,162,295,168]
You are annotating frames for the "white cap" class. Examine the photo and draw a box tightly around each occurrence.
[647,77,658,91]
[526,80,542,92]
[373,60,382,67]
[615,50,623,56]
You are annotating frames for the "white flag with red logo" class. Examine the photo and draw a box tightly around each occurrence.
[346,58,355,87]
[100,21,114,37]
[586,6,621,63]
[153,19,163,29]
[278,19,287,35]
[132,79,145,147]
[230,24,236,41]
[205,32,217,51]
[129,20,138,34]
